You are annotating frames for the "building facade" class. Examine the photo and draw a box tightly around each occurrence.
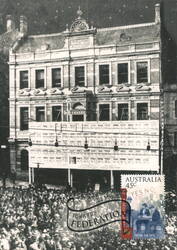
[9,5,162,189]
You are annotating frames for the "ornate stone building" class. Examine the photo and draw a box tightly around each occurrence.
[9,5,162,189]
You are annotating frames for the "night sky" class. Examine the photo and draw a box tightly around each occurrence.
[0,0,176,43]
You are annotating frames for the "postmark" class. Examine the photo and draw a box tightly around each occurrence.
[121,174,165,239]
[67,197,131,232]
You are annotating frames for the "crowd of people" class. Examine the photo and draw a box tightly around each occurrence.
[0,183,176,250]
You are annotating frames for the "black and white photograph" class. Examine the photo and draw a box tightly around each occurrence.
[0,0,177,249]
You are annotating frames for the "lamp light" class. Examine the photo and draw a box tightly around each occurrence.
[55,137,59,147]
[114,139,118,151]
[147,141,151,151]
[28,137,32,147]
[84,137,88,149]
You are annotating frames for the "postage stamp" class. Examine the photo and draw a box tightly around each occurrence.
[121,175,165,239]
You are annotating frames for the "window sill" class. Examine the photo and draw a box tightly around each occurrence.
[99,83,111,86]
[117,83,131,87]
[136,82,150,86]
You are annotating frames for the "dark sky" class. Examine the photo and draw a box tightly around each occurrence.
[0,0,177,42]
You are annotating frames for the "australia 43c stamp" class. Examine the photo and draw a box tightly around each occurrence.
[121,175,165,239]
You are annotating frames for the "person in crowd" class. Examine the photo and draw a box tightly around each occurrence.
[0,184,176,249]
[136,203,151,233]
[1,172,7,189]
[10,169,17,185]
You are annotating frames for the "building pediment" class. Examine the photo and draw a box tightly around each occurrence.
[70,7,89,33]
[98,86,113,93]
[31,88,47,96]
[69,6,95,35]
[136,85,151,91]
[72,102,86,110]
[18,88,65,97]
[116,85,131,92]
[63,7,96,49]
[18,88,31,96]
[47,88,64,95]
[71,86,89,93]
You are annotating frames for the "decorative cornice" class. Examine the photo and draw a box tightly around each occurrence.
[98,86,113,93]
[18,88,64,97]
[117,85,131,92]
[136,85,151,91]
[70,86,91,94]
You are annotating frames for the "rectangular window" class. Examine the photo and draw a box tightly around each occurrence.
[20,107,29,130]
[118,103,129,120]
[20,71,28,89]
[175,101,177,118]
[52,68,61,88]
[36,69,44,88]
[118,63,128,84]
[99,104,110,121]
[99,65,109,85]
[52,106,62,121]
[36,106,45,122]
[137,62,148,83]
[75,66,85,87]
[137,103,148,120]
[174,132,177,147]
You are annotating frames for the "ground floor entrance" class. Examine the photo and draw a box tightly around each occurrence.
[72,170,111,192]
[29,168,122,191]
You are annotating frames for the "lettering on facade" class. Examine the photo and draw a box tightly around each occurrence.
[64,110,85,115]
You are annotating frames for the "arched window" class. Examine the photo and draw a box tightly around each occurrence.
[72,102,84,110]
[21,149,29,171]
[72,102,85,121]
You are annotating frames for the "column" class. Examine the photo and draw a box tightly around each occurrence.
[32,168,34,183]
[110,170,114,189]
[112,101,116,121]
[9,140,17,172]
[68,168,71,185]
[29,167,31,184]
[70,171,73,188]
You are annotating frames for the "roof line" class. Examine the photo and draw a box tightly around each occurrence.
[97,22,156,32]
[29,32,63,38]
[28,22,156,39]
